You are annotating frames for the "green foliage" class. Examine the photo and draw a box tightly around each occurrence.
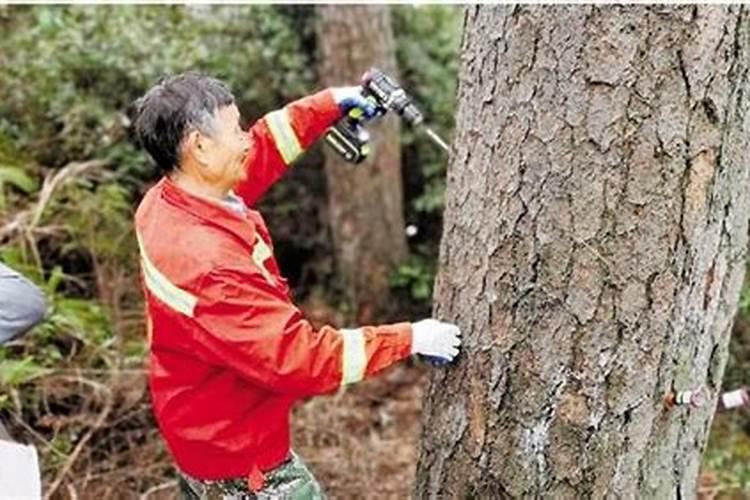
[0,166,36,193]
[390,253,436,303]
[0,5,314,181]
[393,5,462,219]
[413,178,446,214]
[44,296,112,350]
[723,267,750,401]
[704,415,750,495]
[0,165,37,210]
[387,6,463,308]
[48,178,134,267]
[0,129,38,211]
[0,357,52,386]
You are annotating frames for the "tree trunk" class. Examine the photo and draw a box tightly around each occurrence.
[316,6,407,322]
[415,5,750,499]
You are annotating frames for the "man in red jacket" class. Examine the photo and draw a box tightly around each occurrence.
[133,72,461,499]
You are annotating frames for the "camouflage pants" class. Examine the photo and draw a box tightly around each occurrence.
[178,451,326,500]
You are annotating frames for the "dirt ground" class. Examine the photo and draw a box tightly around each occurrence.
[292,364,427,499]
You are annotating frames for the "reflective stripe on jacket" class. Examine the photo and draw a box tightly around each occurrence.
[134,89,413,483]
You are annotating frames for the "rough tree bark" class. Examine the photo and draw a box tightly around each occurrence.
[316,6,407,321]
[415,5,750,499]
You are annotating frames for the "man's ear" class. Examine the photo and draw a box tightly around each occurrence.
[184,130,208,166]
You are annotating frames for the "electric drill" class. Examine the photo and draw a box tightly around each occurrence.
[324,68,449,163]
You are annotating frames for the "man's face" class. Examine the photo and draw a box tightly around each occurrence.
[191,104,250,191]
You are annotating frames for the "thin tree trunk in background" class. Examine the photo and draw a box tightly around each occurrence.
[316,6,407,322]
[415,5,750,498]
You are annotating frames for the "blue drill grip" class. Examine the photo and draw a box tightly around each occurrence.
[420,355,451,367]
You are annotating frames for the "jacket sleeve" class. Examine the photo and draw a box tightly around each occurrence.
[191,265,412,397]
[235,89,342,207]
[0,263,46,344]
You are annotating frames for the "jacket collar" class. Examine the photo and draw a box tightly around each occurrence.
[159,177,258,247]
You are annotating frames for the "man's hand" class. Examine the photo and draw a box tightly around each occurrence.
[411,319,462,365]
[331,86,379,120]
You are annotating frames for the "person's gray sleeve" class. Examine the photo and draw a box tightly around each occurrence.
[0,263,47,344]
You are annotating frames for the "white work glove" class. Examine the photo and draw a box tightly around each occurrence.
[331,86,379,120]
[411,319,462,365]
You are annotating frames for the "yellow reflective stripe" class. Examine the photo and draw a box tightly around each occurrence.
[265,108,303,165]
[340,328,367,385]
[136,235,197,317]
[251,234,275,285]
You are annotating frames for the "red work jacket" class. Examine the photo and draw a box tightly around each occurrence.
[134,90,413,488]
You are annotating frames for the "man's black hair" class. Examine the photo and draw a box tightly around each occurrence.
[134,72,235,174]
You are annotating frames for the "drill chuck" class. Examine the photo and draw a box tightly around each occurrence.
[362,69,424,126]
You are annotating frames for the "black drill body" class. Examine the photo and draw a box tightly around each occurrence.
[324,68,431,164]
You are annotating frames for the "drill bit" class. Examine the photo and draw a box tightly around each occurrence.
[422,126,451,153]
